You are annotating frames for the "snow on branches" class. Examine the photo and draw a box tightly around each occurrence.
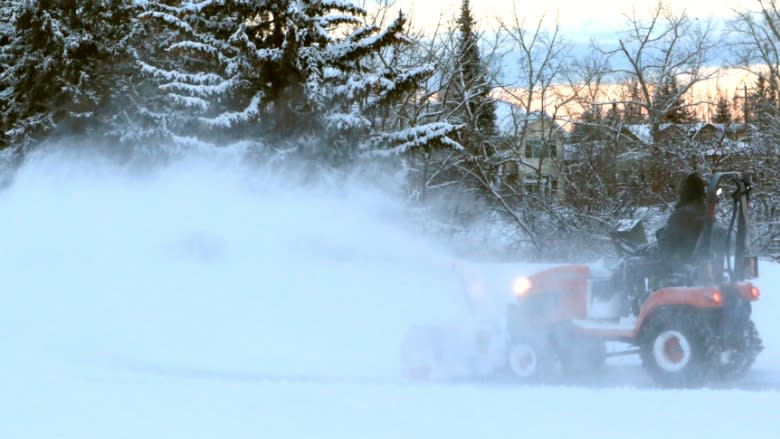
[139,0,454,160]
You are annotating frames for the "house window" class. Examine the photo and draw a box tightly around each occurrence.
[524,139,557,158]
[523,175,557,198]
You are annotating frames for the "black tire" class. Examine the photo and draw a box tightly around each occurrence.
[715,319,763,381]
[505,336,555,383]
[640,314,718,388]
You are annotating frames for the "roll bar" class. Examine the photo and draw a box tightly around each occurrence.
[697,172,754,282]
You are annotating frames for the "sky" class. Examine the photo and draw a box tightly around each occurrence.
[378,0,763,118]
[387,0,756,37]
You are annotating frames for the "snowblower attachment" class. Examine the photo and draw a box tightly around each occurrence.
[399,263,523,380]
[400,323,504,380]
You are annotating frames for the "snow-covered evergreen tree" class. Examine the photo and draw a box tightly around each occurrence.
[397,0,500,205]
[622,81,646,124]
[0,0,140,152]
[655,76,697,124]
[712,94,732,124]
[115,2,188,149]
[0,2,16,47]
[140,0,455,163]
[442,0,497,152]
[0,2,21,150]
[746,73,779,128]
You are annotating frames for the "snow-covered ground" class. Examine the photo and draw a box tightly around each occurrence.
[1,150,779,438]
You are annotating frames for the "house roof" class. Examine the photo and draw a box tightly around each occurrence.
[494,100,561,135]
[624,124,652,144]
[620,122,746,144]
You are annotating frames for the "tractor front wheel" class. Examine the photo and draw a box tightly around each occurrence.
[506,336,554,383]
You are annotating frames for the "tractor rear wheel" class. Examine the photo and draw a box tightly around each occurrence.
[640,316,717,387]
[716,319,763,381]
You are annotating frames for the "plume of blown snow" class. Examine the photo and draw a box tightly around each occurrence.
[0,143,477,380]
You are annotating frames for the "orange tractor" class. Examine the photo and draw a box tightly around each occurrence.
[403,172,763,387]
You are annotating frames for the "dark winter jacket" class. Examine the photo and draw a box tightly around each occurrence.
[658,173,707,265]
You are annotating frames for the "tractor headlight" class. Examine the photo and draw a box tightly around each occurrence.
[512,276,532,297]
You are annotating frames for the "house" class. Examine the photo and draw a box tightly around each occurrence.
[495,100,566,197]
[563,122,648,179]
[563,120,760,200]
[690,123,723,144]
[689,122,756,145]
[655,123,689,146]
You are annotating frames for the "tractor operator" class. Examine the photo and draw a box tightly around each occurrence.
[657,172,707,266]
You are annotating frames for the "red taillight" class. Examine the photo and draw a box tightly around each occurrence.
[712,291,723,304]
[750,286,760,299]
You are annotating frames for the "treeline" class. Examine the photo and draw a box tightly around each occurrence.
[1,0,780,259]
[0,1,459,159]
